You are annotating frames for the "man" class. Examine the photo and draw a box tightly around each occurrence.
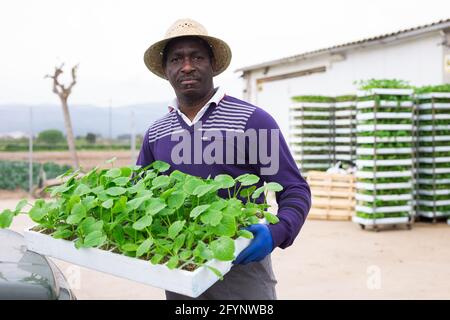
[138,18,311,300]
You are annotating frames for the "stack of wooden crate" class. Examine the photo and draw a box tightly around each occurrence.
[306,171,356,220]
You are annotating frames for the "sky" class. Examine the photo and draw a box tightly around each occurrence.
[0,0,449,107]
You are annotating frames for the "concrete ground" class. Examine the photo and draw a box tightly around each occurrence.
[2,194,450,300]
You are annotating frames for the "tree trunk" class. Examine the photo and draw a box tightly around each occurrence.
[60,97,79,169]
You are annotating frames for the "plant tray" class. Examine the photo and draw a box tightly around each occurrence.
[335,128,353,134]
[419,125,450,131]
[292,102,334,108]
[335,145,356,151]
[418,178,450,184]
[335,110,356,117]
[336,155,355,161]
[356,112,412,120]
[356,205,412,214]
[356,182,412,190]
[418,189,450,195]
[417,103,450,110]
[24,227,251,298]
[357,88,414,96]
[289,137,331,143]
[418,157,450,163]
[356,159,413,166]
[291,145,330,151]
[355,193,412,202]
[418,146,450,152]
[290,119,332,125]
[335,137,353,143]
[416,93,450,99]
[357,124,413,132]
[352,216,410,226]
[290,128,333,134]
[335,101,356,108]
[418,114,450,120]
[356,170,412,178]
[357,136,413,143]
[357,148,412,155]
[334,119,353,125]
[417,211,450,218]
[300,163,330,168]
[356,101,413,108]
[417,200,450,206]
[290,111,330,117]
[418,168,450,174]
[293,154,331,160]
[418,136,450,142]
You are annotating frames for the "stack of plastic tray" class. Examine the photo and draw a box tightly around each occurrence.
[416,92,450,220]
[289,97,334,174]
[353,88,415,229]
[334,95,357,165]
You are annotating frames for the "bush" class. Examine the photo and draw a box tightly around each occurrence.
[37,129,66,144]
[86,133,97,144]
[0,160,71,190]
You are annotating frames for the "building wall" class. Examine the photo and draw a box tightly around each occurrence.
[243,32,446,139]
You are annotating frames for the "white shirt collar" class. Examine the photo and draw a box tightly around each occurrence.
[168,87,225,126]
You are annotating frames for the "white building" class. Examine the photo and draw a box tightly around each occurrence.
[236,19,450,138]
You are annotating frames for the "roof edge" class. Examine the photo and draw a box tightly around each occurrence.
[235,18,450,73]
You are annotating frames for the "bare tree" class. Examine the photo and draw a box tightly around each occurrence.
[45,63,80,169]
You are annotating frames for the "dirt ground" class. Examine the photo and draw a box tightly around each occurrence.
[0,150,135,169]
[1,190,449,300]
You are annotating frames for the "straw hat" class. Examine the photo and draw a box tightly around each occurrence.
[143,18,232,79]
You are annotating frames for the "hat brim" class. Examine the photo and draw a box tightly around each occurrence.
[143,35,232,79]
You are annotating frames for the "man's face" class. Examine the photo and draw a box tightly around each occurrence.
[163,37,214,101]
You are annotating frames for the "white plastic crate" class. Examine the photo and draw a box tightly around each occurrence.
[417,103,450,110]
[418,114,450,120]
[356,205,412,214]
[357,124,413,132]
[418,135,450,142]
[357,136,413,143]
[356,101,413,108]
[357,148,413,155]
[356,182,413,190]
[352,216,410,226]
[416,93,450,99]
[417,211,450,218]
[356,170,412,178]
[419,125,450,131]
[356,112,412,120]
[356,159,413,167]
[356,193,412,202]
[291,102,334,108]
[356,88,414,96]
[418,157,450,163]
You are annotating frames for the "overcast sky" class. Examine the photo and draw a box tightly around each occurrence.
[0,0,449,107]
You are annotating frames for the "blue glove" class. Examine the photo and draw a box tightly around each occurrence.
[233,224,274,265]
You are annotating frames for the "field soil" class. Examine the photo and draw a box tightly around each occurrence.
[0,150,136,169]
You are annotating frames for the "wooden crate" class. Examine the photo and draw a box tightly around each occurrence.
[306,171,355,220]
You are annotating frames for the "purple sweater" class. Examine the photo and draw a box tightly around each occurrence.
[136,94,311,249]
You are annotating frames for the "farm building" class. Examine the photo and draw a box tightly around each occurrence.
[236,19,450,138]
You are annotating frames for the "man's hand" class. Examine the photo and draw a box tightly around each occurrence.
[233,224,274,265]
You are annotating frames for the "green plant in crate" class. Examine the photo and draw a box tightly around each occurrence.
[355,81,414,225]
[0,160,282,278]
[415,84,450,94]
[355,79,412,90]
[291,95,335,103]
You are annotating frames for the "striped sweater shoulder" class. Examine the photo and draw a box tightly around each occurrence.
[146,111,182,143]
[203,95,258,131]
